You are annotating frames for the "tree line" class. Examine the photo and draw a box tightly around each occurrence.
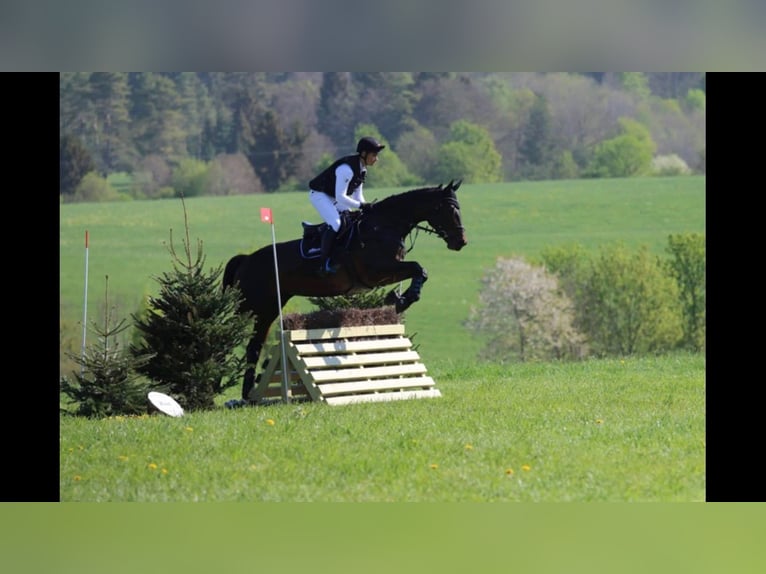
[60,72,705,200]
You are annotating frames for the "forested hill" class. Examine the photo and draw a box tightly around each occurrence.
[60,72,705,200]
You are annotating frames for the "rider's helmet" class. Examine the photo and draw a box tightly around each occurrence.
[356,136,386,154]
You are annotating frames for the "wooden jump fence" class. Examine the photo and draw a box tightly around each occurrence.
[250,324,441,406]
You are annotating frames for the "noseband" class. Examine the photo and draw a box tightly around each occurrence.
[413,197,464,245]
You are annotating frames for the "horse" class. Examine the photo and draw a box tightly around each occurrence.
[222,179,467,401]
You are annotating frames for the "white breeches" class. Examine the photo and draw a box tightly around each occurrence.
[309,190,343,232]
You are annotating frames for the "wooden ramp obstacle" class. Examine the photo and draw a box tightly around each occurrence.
[249,324,441,406]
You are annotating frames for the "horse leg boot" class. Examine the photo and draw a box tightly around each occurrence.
[319,226,340,275]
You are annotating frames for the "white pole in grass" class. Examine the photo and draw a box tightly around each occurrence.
[261,207,291,404]
[81,230,90,375]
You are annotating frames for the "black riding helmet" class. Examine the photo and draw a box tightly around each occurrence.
[357,136,386,154]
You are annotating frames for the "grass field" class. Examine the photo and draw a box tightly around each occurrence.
[60,352,705,502]
[59,176,705,502]
[59,175,706,365]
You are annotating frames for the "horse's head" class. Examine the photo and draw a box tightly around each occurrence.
[427,180,467,251]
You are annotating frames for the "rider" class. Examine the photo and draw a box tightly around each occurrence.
[308,136,385,274]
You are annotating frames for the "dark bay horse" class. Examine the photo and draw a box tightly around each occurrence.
[223,180,467,400]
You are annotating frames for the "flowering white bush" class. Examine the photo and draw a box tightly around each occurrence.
[465,256,588,362]
[651,154,692,176]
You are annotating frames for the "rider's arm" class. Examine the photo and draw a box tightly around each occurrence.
[334,164,363,210]
[349,179,366,206]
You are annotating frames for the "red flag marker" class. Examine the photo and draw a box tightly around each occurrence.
[260,207,273,223]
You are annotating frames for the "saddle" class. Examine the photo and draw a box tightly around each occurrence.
[299,211,361,260]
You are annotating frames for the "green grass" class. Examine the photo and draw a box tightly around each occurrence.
[60,352,705,502]
[60,176,705,364]
[59,177,705,501]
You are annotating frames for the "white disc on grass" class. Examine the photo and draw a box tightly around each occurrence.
[148,392,184,417]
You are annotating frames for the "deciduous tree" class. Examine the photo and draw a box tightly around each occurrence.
[466,256,587,362]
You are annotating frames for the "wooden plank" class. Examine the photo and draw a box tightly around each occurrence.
[265,371,302,383]
[324,389,442,406]
[261,383,310,398]
[249,344,282,402]
[283,341,322,401]
[285,324,405,342]
[302,350,421,369]
[318,376,436,396]
[293,337,411,355]
[310,363,427,382]
[252,325,440,405]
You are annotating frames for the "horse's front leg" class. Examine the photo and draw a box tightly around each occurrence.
[382,261,428,313]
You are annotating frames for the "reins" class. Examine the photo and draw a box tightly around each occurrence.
[363,192,462,254]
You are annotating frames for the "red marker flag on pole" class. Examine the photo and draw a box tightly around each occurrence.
[260,207,273,224]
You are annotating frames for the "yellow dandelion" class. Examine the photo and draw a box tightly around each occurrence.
[161,468,168,475]
[68,447,74,453]
[250,465,257,471]
[505,468,514,475]
[464,444,473,451]
[266,419,275,426]
[522,464,531,472]
[148,463,158,470]
[184,427,194,432]
[596,419,604,425]
[430,463,438,470]
[118,455,129,462]
[73,475,82,481]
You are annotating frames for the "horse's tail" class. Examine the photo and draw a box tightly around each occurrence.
[222,254,246,292]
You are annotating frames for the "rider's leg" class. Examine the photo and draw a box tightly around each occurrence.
[320,226,340,273]
[309,191,342,274]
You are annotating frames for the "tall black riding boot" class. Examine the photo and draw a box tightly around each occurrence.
[319,227,340,275]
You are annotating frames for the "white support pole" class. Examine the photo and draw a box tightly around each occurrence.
[264,210,291,404]
[81,230,90,376]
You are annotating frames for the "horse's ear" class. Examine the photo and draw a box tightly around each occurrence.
[453,179,462,191]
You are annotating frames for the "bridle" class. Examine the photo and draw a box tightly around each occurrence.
[408,196,464,253]
[359,190,464,254]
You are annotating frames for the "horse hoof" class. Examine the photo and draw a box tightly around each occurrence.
[225,399,250,409]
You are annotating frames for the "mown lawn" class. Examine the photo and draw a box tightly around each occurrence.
[60,352,705,502]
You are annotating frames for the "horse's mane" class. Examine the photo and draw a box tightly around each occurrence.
[372,185,446,212]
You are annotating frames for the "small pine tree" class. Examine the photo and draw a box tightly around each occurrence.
[129,196,253,411]
[60,276,154,418]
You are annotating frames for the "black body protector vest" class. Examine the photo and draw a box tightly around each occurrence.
[309,154,366,199]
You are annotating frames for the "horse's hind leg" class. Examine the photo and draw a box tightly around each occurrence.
[242,335,264,400]
[241,307,282,401]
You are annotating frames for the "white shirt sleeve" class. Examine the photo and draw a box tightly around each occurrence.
[334,163,363,210]
[350,171,366,205]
